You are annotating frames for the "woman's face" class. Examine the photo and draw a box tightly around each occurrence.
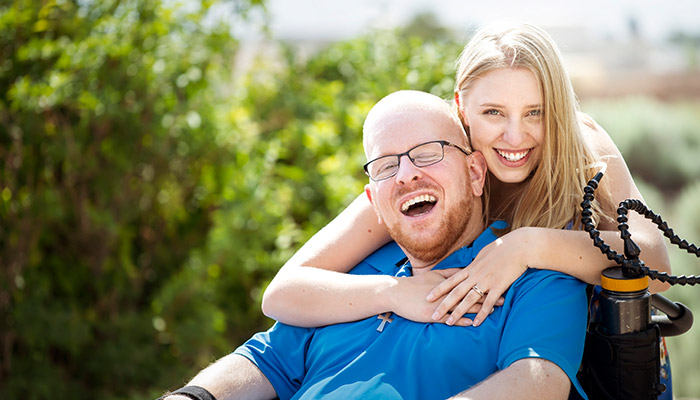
[457,67,545,184]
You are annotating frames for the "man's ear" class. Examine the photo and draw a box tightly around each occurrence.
[454,91,469,127]
[364,184,373,204]
[364,184,383,225]
[467,151,487,197]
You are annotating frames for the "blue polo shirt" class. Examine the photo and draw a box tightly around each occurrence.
[235,221,588,399]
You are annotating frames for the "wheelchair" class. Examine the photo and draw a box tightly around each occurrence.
[575,171,697,400]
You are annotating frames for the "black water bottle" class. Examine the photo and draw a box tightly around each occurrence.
[597,267,651,335]
[586,266,663,399]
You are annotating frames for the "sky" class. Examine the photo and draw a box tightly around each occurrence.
[242,0,700,44]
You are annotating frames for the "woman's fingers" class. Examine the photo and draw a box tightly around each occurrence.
[431,313,473,326]
[430,278,475,321]
[435,282,507,326]
[472,292,502,326]
[444,286,484,325]
[430,295,505,326]
[426,269,469,302]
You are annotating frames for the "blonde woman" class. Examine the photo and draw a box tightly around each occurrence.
[262,23,672,381]
[261,23,674,398]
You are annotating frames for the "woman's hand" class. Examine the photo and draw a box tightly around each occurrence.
[426,229,530,326]
[391,268,503,326]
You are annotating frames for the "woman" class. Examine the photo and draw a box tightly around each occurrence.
[262,23,670,327]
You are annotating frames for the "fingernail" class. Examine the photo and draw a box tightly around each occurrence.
[473,318,481,326]
[432,311,440,320]
[446,316,454,325]
[426,293,434,301]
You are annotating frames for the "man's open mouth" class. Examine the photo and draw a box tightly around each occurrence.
[401,194,437,217]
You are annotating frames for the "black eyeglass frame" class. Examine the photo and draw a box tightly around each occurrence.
[363,140,472,182]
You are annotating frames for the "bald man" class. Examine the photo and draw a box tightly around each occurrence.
[159,91,588,400]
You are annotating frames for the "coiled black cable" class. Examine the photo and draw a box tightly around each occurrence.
[581,171,700,286]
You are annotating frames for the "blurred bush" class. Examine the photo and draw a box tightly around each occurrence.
[0,0,261,398]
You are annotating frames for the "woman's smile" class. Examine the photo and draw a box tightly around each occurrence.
[459,67,544,183]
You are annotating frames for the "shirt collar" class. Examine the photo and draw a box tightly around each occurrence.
[398,220,506,276]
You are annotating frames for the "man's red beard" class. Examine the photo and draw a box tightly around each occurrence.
[387,192,474,266]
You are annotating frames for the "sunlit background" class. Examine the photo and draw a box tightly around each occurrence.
[245,2,700,398]
[1,1,699,398]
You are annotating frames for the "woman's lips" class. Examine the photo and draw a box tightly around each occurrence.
[496,148,530,162]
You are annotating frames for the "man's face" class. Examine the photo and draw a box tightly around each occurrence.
[365,110,484,267]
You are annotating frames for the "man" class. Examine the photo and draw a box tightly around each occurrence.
[161,90,589,400]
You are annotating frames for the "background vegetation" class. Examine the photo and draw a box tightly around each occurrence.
[1,1,698,399]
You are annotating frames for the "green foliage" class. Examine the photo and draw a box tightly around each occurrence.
[0,0,260,398]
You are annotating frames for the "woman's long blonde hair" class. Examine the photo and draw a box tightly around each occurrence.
[454,23,611,231]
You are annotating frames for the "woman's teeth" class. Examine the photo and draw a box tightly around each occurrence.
[401,194,436,213]
[496,149,529,162]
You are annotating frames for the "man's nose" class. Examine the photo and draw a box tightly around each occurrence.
[394,155,422,184]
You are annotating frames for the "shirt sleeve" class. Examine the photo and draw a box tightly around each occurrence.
[497,270,589,398]
[233,322,314,400]
[230,242,404,399]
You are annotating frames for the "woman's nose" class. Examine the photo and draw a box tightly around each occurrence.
[502,118,526,147]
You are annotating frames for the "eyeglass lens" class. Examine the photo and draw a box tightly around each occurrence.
[367,141,445,181]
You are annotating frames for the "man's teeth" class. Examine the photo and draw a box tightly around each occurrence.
[401,194,436,212]
[496,149,529,162]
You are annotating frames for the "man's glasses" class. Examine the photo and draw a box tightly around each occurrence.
[364,140,472,182]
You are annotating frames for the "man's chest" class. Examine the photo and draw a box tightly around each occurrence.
[302,311,505,385]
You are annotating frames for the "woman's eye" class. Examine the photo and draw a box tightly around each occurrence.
[528,109,541,117]
[485,109,500,116]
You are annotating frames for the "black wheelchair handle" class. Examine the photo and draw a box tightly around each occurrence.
[651,293,694,337]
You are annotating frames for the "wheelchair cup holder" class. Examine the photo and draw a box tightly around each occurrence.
[578,171,700,399]
[651,293,693,337]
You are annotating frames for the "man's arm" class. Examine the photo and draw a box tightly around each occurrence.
[449,358,570,400]
[162,354,277,400]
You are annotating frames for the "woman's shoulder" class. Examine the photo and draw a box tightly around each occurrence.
[577,111,598,132]
[577,112,619,156]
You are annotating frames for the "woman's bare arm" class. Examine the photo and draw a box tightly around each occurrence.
[262,193,492,327]
[427,117,671,326]
[261,193,394,325]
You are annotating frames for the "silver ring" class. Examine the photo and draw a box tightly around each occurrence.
[471,285,485,297]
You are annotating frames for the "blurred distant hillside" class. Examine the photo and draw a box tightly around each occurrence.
[238,13,700,100]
